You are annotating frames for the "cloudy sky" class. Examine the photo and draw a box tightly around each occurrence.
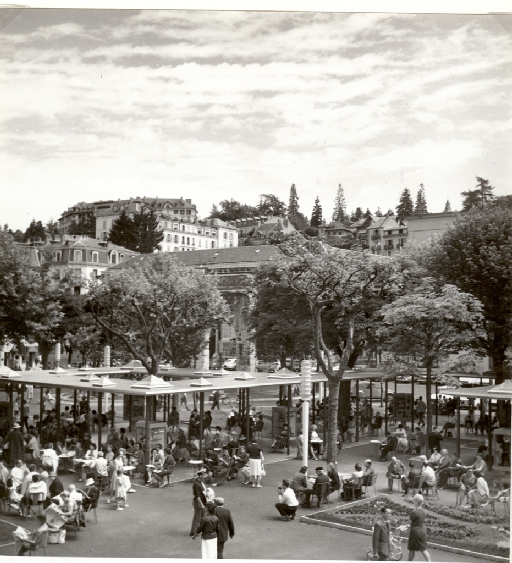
[1,9,511,231]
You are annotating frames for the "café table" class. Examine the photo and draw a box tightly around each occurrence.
[188,460,204,479]
[58,451,76,472]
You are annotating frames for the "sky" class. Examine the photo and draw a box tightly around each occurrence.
[1,8,511,231]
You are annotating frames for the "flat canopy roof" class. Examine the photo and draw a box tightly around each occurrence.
[0,367,384,397]
[444,372,495,380]
[441,384,512,401]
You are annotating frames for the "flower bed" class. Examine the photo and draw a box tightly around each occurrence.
[308,496,510,559]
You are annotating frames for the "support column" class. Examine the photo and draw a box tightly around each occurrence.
[369,379,373,417]
[322,382,327,448]
[20,384,26,431]
[73,390,77,418]
[287,384,291,456]
[39,387,44,436]
[245,389,250,449]
[355,379,360,443]
[456,397,461,457]
[129,395,133,433]
[56,388,61,440]
[411,372,415,432]
[384,380,389,435]
[98,392,103,450]
[199,392,204,459]
[111,393,115,428]
[8,385,13,427]
[312,383,316,424]
[435,382,439,427]
[487,399,493,470]
[301,360,312,469]
[144,397,151,470]
[103,345,111,368]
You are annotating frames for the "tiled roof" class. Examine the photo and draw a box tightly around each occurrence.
[108,245,282,271]
[47,238,137,254]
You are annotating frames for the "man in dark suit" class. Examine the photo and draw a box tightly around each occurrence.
[301,466,330,508]
[372,506,392,560]
[214,497,234,559]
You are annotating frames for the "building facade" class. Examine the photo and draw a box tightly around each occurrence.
[405,211,459,245]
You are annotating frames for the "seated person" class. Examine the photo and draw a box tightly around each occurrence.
[252,415,264,436]
[7,477,24,512]
[127,444,145,477]
[152,448,176,488]
[386,457,405,493]
[20,474,47,516]
[40,444,59,473]
[437,451,464,488]
[46,491,77,523]
[464,412,474,433]
[428,447,442,469]
[228,445,248,481]
[442,415,456,438]
[394,424,408,451]
[202,448,218,476]
[301,467,330,508]
[80,443,99,481]
[360,412,371,436]
[458,468,477,505]
[407,429,420,454]
[497,435,511,466]
[327,461,341,494]
[275,479,299,521]
[362,460,375,485]
[77,477,99,511]
[467,471,490,508]
[10,460,28,490]
[291,465,309,494]
[13,518,49,556]
[459,452,487,477]
[369,412,383,437]
[341,463,363,500]
[420,462,436,492]
[212,447,231,487]
[379,433,398,461]
[310,425,323,459]
[345,417,356,443]
[401,462,421,495]
[474,414,489,435]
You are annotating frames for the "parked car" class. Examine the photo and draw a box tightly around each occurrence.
[395,375,412,382]
[223,358,237,371]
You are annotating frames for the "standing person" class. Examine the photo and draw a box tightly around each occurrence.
[246,438,264,488]
[214,497,235,559]
[180,393,190,411]
[193,502,219,559]
[191,469,208,536]
[275,479,299,521]
[427,428,443,455]
[21,402,30,432]
[407,494,431,561]
[211,390,221,411]
[416,397,426,426]
[6,423,25,466]
[371,506,392,561]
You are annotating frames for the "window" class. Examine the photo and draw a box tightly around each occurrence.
[102,220,107,229]
[174,247,179,252]
[54,251,62,262]
[399,229,404,234]
[91,269,98,279]
[205,229,210,236]
[198,228,202,234]
[211,241,216,248]
[173,224,178,230]
[229,233,233,240]
[230,243,234,248]
[224,242,228,247]
[186,237,190,245]
[223,232,228,239]
[181,236,185,244]
[167,246,170,252]
[174,235,179,243]
[166,234,171,242]
[92,251,98,263]
[110,251,117,265]
[186,210,191,215]
[180,210,185,215]
[120,254,124,262]
[174,210,178,214]
[198,239,202,247]
[181,224,185,231]
[73,250,83,262]
[387,250,392,256]
[192,238,195,246]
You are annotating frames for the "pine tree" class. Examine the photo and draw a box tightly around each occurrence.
[375,207,383,217]
[288,184,300,216]
[461,177,495,211]
[311,196,323,228]
[332,184,347,224]
[132,207,164,253]
[414,184,428,215]
[364,208,372,218]
[108,209,137,250]
[395,188,414,220]
[23,219,46,243]
[350,207,363,223]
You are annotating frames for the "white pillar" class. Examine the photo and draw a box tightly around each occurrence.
[249,343,256,372]
[103,345,111,368]
[301,359,312,469]
[55,342,61,367]
[197,330,210,371]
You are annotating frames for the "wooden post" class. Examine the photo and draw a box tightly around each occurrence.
[487,399,493,470]
[199,392,204,459]
[322,382,327,448]
[73,390,77,418]
[56,388,61,440]
[312,383,316,424]
[129,395,133,433]
[456,396,461,457]
[39,387,44,436]
[384,380,389,434]
[8,385,13,427]
[355,379,360,443]
[144,396,151,470]
[435,382,439,427]
[370,378,373,416]
[394,375,397,394]
[111,393,115,428]
[287,384,291,456]
[411,372,415,432]
[20,384,26,431]
[86,391,91,414]
[98,392,103,450]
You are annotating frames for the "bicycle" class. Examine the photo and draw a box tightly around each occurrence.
[367,524,409,561]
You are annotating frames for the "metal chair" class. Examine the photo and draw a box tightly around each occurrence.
[25,492,45,520]
[344,476,363,501]
[361,473,378,498]
[13,529,48,557]
[311,481,330,508]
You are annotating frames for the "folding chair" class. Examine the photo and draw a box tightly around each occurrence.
[361,473,377,498]
[312,481,330,508]
[63,508,82,540]
[13,530,48,557]
[25,492,45,520]
[344,477,363,501]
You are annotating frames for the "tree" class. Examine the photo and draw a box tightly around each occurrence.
[332,184,348,224]
[395,188,414,221]
[350,207,363,223]
[209,199,259,222]
[65,314,105,367]
[24,219,46,243]
[494,194,512,211]
[288,212,310,232]
[310,196,323,228]
[378,279,483,435]
[414,184,428,215]
[86,253,230,375]
[375,207,383,217]
[461,177,495,211]
[68,215,96,238]
[266,234,396,462]
[132,208,164,253]
[288,184,300,216]
[415,206,512,383]
[250,271,314,367]
[45,219,59,239]
[108,210,137,250]
[258,194,287,217]
[3,224,24,242]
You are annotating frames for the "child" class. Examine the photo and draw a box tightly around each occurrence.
[113,469,129,511]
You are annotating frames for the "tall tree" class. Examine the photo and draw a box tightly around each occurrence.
[209,199,259,222]
[310,196,323,228]
[258,194,287,217]
[494,194,512,211]
[414,184,428,215]
[375,207,383,217]
[414,206,512,384]
[288,212,310,232]
[46,219,59,239]
[132,208,164,253]
[68,215,96,238]
[86,253,230,375]
[267,234,396,462]
[350,207,363,223]
[24,219,46,243]
[288,184,300,216]
[378,279,484,435]
[395,188,414,220]
[332,184,348,224]
[461,177,495,211]
[108,210,136,250]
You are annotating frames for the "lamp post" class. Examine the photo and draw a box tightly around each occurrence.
[301,359,312,468]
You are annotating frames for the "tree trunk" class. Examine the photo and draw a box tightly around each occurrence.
[39,341,52,370]
[491,346,509,384]
[426,359,433,437]
[326,378,341,463]
[338,380,351,420]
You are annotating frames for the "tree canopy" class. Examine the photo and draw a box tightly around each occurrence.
[310,196,323,228]
[108,208,163,253]
[86,253,230,374]
[288,184,299,216]
[461,177,495,211]
[414,184,428,215]
[258,194,287,217]
[332,184,348,224]
[209,199,259,222]
[396,188,414,220]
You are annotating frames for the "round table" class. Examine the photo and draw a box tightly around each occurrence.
[188,460,204,479]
